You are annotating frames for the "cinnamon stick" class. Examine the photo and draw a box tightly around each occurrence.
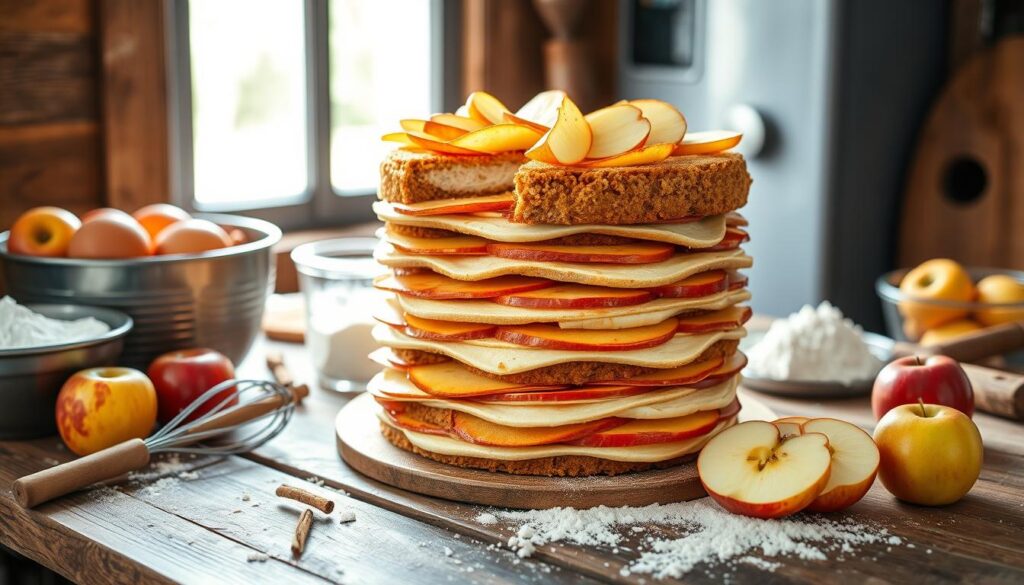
[276,484,334,514]
[292,509,313,557]
[266,351,308,404]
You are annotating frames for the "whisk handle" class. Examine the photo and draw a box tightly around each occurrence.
[13,439,151,508]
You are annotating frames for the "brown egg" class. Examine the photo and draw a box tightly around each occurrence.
[154,219,232,255]
[133,203,191,240]
[68,213,152,259]
[81,208,133,224]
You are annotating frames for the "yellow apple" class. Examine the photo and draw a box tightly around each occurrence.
[919,319,982,347]
[975,274,1024,326]
[873,402,982,506]
[55,367,158,456]
[898,259,975,330]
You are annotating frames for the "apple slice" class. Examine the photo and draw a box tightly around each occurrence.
[391,193,515,216]
[493,283,654,309]
[629,99,687,145]
[673,130,743,156]
[477,385,651,404]
[698,420,833,518]
[423,120,469,141]
[452,412,626,447]
[566,409,720,447]
[447,123,544,154]
[485,241,675,264]
[430,113,487,132]
[368,347,430,371]
[690,352,749,389]
[408,361,566,397]
[382,132,416,145]
[676,306,753,334]
[700,227,750,252]
[581,143,675,168]
[801,418,879,512]
[512,89,566,131]
[525,95,592,165]
[389,233,490,255]
[407,132,487,156]
[727,271,749,291]
[773,416,809,439]
[465,91,510,125]
[384,409,450,436]
[650,270,728,298]
[726,212,748,227]
[591,356,725,387]
[495,318,679,351]
[403,314,496,341]
[584,104,651,159]
[373,272,553,299]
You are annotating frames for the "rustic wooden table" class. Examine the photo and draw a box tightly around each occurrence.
[2,332,1023,584]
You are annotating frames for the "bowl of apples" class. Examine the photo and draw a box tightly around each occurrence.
[0,205,281,368]
[875,259,1024,357]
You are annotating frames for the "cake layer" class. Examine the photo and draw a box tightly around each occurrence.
[512,153,751,225]
[375,244,752,288]
[375,201,727,246]
[379,149,525,204]
[372,324,745,374]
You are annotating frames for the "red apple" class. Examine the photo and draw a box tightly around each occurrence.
[148,348,236,424]
[871,355,974,420]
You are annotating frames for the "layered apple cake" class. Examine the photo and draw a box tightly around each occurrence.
[368,91,753,476]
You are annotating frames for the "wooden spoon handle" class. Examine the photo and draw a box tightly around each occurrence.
[13,439,151,508]
[891,322,1024,361]
[962,363,1024,420]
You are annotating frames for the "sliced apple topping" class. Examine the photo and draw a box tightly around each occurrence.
[495,318,679,351]
[581,143,675,168]
[493,283,654,309]
[407,132,487,156]
[698,421,833,518]
[465,91,511,125]
[373,272,553,299]
[673,130,743,156]
[801,418,879,512]
[430,113,487,132]
[451,412,626,447]
[448,124,544,154]
[526,95,592,165]
[650,270,729,298]
[407,361,566,397]
[510,89,566,131]
[676,306,752,334]
[584,104,651,159]
[566,409,720,447]
[629,99,687,145]
[485,241,675,264]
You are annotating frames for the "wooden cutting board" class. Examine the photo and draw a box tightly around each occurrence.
[336,390,774,509]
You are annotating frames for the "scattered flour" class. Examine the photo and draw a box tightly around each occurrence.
[246,552,269,563]
[479,499,903,579]
[0,296,109,350]
[746,301,883,384]
[338,510,357,524]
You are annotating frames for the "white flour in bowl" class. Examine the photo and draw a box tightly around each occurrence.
[746,301,883,384]
[0,296,109,350]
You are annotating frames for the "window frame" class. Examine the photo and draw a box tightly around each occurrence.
[165,0,459,231]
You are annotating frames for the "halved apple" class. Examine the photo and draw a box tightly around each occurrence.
[477,385,650,404]
[389,233,490,255]
[451,412,626,447]
[465,91,510,125]
[566,409,720,447]
[773,416,808,439]
[384,410,450,436]
[373,272,553,299]
[495,318,679,351]
[801,418,879,513]
[485,241,675,264]
[630,99,687,145]
[407,132,486,156]
[649,270,728,298]
[673,130,743,156]
[698,421,833,518]
[584,104,651,159]
[403,313,497,341]
[581,143,675,168]
[525,95,592,165]
[676,306,752,334]
[431,113,487,132]
[493,283,654,309]
[407,361,566,397]
[391,193,515,216]
[591,356,725,387]
[511,89,566,131]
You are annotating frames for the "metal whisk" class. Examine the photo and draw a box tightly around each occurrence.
[14,378,297,508]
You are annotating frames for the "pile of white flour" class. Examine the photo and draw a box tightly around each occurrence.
[0,296,109,350]
[746,301,883,384]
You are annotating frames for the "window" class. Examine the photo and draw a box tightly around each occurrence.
[169,0,447,229]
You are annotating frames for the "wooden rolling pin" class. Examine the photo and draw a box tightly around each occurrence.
[892,322,1024,420]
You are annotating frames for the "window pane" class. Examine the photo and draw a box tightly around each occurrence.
[329,0,433,193]
[189,0,308,205]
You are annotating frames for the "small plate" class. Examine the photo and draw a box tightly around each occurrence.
[739,331,894,398]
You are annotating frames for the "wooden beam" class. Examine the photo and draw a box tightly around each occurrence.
[98,0,170,210]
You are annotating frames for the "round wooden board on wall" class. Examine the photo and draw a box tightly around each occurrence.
[336,390,774,509]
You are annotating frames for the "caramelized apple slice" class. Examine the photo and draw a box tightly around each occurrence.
[477,385,651,403]
[465,91,510,125]
[503,112,549,133]
[592,356,725,387]
[448,124,544,154]
[690,352,749,389]
[727,271,749,291]
[374,272,553,299]
[404,313,496,341]
[493,284,654,309]
[512,89,566,130]
[584,104,651,159]
[566,409,720,447]
[430,113,487,132]
[383,410,450,436]
[650,270,728,298]
[726,212,748,227]
[581,143,674,168]
[382,132,415,145]
[391,193,514,216]
[423,120,469,141]
[699,227,750,252]
[672,130,742,156]
[495,318,679,351]
[408,361,566,397]
[629,99,687,144]
[452,412,626,447]
[485,241,675,264]
[407,132,487,156]
[526,95,592,165]
[676,306,752,334]
[389,233,490,255]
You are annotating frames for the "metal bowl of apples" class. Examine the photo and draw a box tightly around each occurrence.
[0,303,132,439]
[0,211,281,369]
[876,262,1024,349]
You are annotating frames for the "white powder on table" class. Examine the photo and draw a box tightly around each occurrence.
[482,499,903,579]
[746,301,883,384]
[0,296,109,350]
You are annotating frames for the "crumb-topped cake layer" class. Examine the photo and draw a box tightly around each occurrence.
[379,149,526,204]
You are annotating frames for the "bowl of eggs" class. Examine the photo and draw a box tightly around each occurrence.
[0,204,281,367]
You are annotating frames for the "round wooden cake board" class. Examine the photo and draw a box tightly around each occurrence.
[336,389,775,509]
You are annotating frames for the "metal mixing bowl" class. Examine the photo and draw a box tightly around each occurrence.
[0,213,281,368]
[0,304,132,439]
